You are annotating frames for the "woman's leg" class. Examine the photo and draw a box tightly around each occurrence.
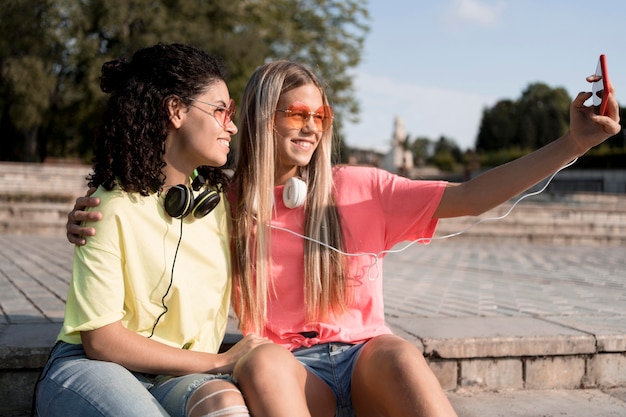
[186,379,249,417]
[153,373,248,417]
[35,342,169,417]
[350,335,458,417]
[233,343,336,417]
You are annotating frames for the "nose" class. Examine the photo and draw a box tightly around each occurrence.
[302,113,319,132]
[226,119,238,135]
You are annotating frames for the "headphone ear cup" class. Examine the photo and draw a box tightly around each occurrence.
[283,177,307,209]
[164,185,194,219]
[191,189,220,219]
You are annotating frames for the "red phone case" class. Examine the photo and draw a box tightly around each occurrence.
[596,54,611,116]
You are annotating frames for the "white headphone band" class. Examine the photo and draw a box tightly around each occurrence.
[283,177,307,209]
[250,177,307,213]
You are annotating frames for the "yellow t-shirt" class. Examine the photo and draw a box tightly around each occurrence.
[59,185,231,354]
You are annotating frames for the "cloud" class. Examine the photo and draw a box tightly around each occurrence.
[344,72,499,151]
[444,0,506,27]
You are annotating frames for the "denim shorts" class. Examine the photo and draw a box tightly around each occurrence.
[35,341,235,417]
[292,342,365,417]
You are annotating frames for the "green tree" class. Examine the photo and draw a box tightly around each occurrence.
[475,99,518,151]
[0,0,72,161]
[517,83,570,149]
[0,0,369,162]
[431,135,462,172]
[475,83,570,153]
[409,136,432,167]
[474,83,626,169]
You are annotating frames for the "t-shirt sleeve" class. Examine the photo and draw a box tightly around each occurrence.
[64,244,126,334]
[375,168,445,245]
[62,191,126,337]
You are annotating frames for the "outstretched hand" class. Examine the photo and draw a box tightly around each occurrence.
[569,78,621,155]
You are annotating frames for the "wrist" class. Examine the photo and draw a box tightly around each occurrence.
[205,351,232,374]
[559,131,589,159]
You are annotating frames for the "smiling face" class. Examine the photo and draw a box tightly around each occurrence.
[273,83,326,184]
[165,80,237,185]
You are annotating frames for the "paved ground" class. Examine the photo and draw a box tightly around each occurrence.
[448,388,626,417]
[384,236,626,416]
[383,236,626,319]
[3,234,624,325]
[1,233,626,416]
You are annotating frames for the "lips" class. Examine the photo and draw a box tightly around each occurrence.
[291,139,314,149]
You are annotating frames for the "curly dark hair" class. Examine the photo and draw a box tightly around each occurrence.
[88,43,230,194]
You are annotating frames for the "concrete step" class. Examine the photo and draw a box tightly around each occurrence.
[388,316,626,392]
[435,198,626,245]
[1,161,625,244]
[4,198,626,243]
[1,321,243,416]
[5,317,626,416]
[0,161,90,199]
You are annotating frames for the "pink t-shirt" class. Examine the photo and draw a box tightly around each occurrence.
[240,165,446,350]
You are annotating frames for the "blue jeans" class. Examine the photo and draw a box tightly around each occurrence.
[292,342,365,417]
[35,342,234,417]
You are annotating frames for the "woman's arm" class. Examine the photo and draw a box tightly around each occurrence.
[434,86,621,219]
[82,321,269,376]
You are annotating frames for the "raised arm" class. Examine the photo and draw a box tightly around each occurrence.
[434,82,620,219]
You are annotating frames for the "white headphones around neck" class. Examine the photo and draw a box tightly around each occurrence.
[283,177,307,208]
[251,177,307,213]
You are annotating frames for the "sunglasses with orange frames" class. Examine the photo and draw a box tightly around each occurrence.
[275,102,333,131]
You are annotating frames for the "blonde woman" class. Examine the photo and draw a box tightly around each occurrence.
[230,60,620,417]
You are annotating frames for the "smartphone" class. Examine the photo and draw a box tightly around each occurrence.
[592,54,611,116]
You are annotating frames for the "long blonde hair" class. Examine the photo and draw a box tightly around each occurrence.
[232,60,348,332]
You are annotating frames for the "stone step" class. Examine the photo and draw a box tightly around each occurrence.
[0,161,90,199]
[1,321,243,416]
[388,316,626,391]
[5,317,626,416]
[435,198,626,245]
[3,198,626,243]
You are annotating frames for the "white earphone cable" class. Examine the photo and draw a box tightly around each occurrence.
[269,158,578,279]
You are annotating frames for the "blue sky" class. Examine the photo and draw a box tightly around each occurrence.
[344,0,626,152]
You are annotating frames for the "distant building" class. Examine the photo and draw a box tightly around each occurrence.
[381,116,413,175]
[346,115,444,180]
[347,148,385,167]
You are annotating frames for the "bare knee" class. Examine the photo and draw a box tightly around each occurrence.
[358,335,426,376]
[234,343,301,382]
[352,336,457,417]
[233,344,322,417]
[352,335,430,401]
[186,379,248,417]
